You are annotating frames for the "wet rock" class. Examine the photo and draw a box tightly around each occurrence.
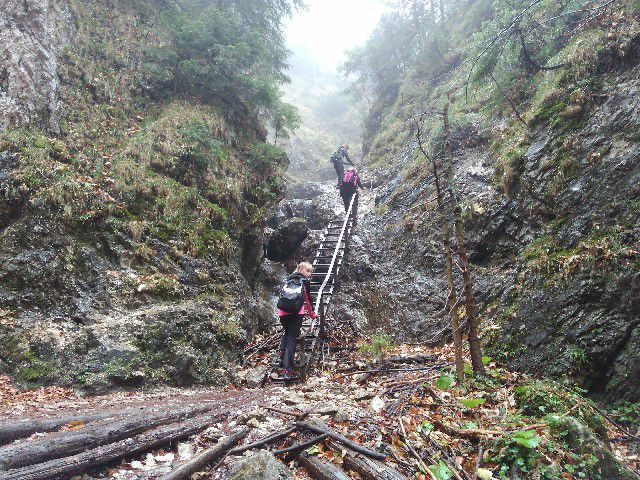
[243,366,268,388]
[0,0,73,131]
[237,408,267,425]
[227,450,294,480]
[108,369,145,388]
[267,201,294,229]
[177,442,195,462]
[549,416,639,480]
[333,409,350,422]
[287,182,343,229]
[265,217,309,262]
[338,64,640,401]
[293,229,323,264]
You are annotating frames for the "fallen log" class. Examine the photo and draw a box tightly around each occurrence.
[298,452,351,480]
[386,354,438,364]
[0,414,111,446]
[295,421,386,461]
[336,364,450,379]
[159,427,249,480]
[327,441,408,480]
[0,404,214,471]
[228,426,297,455]
[0,412,223,480]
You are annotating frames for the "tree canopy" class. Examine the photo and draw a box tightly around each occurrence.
[144,0,303,120]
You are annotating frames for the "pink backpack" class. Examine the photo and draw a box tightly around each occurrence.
[342,170,357,187]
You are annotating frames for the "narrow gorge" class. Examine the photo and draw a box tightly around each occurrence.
[0,0,638,479]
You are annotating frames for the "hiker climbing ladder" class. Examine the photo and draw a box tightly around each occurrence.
[268,195,358,384]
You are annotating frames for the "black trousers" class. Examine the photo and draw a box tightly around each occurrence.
[332,160,344,186]
[340,189,358,212]
[278,314,304,370]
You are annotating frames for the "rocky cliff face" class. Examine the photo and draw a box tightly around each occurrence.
[0,0,72,132]
[0,0,287,392]
[338,17,640,401]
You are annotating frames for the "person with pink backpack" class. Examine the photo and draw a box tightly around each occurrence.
[339,166,365,212]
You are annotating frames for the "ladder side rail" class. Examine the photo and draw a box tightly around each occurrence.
[310,194,357,333]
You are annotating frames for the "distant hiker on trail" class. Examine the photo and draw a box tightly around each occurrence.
[339,166,365,213]
[330,144,354,188]
[276,262,316,379]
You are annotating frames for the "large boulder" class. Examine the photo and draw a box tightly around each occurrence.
[287,181,343,229]
[265,217,309,262]
[267,201,294,229]
[549,415,640,480]
[227,450,293,480]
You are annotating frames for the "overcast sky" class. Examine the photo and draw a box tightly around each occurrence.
[285,0,388,73]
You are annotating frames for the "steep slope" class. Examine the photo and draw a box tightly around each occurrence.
[0,0,291,392]
[337,0,639,401]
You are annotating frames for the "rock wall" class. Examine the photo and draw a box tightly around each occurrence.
[0,0,72,131]
[0,0,287,392]
[337,40,640,401]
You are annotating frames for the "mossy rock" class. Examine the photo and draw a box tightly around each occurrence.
[515,380,607,439]
[549,415,640,480]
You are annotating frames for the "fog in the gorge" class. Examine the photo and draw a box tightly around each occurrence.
[279,0,387,177]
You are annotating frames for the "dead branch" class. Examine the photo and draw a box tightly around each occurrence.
[335,364,449,379]
[295,421,386,461]
[398,418,435,479]
[228,426,297,455]
[272,434,328,456]
[327,440,409,480]
[160,427,249,480]
[489,71,527,126]
[516,28,565,71]
[259,405,309,420]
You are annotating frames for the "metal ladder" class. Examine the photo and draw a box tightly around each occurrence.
[268,194,358,384]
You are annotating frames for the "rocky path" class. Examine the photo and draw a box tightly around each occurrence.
[1,180,637,479]
[2,338,638,480]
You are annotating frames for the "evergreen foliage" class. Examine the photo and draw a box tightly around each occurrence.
[143,0,301,121]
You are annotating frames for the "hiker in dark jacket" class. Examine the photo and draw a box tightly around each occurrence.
[276,262,316,378]
[330,144,354,188]
[339,166,365,212]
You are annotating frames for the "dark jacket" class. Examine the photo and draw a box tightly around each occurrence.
[285,272,315,313]
[331,146,353,165]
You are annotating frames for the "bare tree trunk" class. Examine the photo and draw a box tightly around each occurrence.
[440,103,464,383]
[453,218,485,374]
[439,0,445,19]
[442,99,485,376]
[431,0,436,17]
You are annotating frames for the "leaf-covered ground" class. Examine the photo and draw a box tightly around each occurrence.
[2,337,638,479]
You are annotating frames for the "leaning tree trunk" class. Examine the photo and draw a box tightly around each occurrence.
[439,103,464,383]
[454,217,485,374]
[442,100,485,376]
